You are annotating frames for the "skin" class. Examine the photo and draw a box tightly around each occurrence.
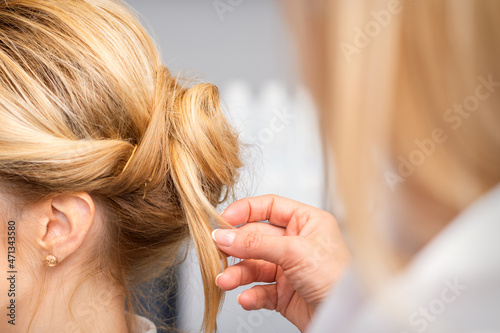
[213,195,351,332]
[0,190,128,333]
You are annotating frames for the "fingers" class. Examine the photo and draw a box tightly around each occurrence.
[238,284,278,311]
[212,227,301,268]
[221,194,315,228]
[216,222,285,259]
[216,259,277,291]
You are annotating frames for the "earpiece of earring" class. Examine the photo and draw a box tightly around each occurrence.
[44,255,59,267]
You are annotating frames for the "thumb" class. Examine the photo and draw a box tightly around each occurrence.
[212,228,301,268]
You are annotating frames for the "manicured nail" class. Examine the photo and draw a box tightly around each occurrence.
[212,229,236,247]
[237,293,242,305]
[215,273,223,287]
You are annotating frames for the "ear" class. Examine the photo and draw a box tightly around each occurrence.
[37,193,95,264]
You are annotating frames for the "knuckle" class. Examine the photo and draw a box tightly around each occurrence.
[243,231,262,250]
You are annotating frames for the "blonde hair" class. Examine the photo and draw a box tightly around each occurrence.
[289,0,500,279]
[0,0,241,331]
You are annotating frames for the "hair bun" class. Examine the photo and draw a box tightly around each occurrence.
[0,2,241,330]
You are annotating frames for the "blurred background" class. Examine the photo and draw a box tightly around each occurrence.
[125,1,324,332]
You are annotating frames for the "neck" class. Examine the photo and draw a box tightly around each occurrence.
[20,267,129,333]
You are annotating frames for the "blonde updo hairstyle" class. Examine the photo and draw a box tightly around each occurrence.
[0,0,241,331]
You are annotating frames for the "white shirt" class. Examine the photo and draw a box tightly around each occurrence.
[309,183,500,333]
[132,315,157,333]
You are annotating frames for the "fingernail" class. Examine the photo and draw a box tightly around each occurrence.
[237,293,242,305]
[220,209,225,216]
[215,273,223,287]
[212,229,236,247]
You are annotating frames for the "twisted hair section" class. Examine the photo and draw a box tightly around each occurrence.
[0,0,241,331]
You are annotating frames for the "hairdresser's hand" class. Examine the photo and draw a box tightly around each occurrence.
[212,195,351,332]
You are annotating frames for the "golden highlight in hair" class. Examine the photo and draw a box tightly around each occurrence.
[0,0,241,331]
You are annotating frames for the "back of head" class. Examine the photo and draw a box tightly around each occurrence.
[0,0,241,331]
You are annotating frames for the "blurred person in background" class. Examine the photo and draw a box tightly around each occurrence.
[213,0,500,332]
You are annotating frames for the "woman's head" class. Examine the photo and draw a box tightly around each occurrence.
[288,0,500,276]
[0,0,241,331]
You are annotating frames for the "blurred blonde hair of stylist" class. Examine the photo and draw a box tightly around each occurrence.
[213,1,500,332]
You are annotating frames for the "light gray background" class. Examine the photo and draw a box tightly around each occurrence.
[126,0,298,87]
